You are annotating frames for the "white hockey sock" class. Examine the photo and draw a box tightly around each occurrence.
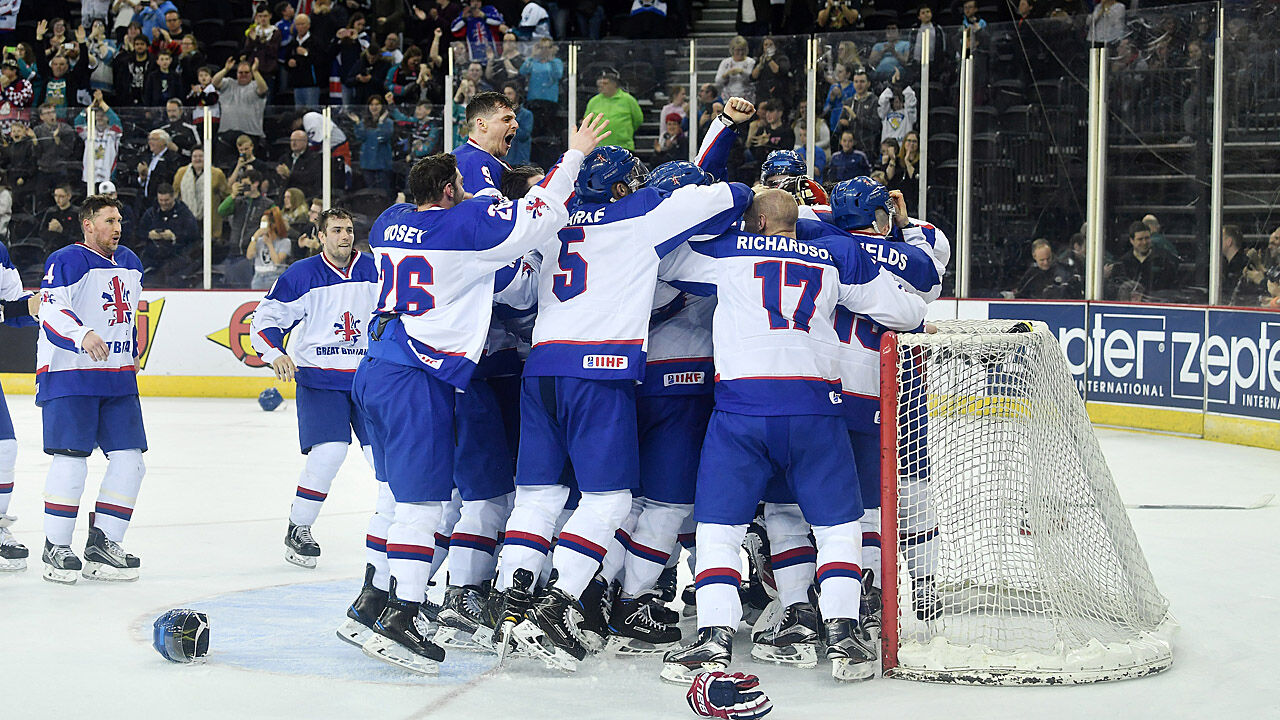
[289,442,348,527]
[93,449,145,543]
[365,481,395,591]
[550,490,632,599]
[764,503,816,608]
[693,522,748,630]
[427,490,461,584]
[600,498,642,587]
[448,492,512,588]
[386,501,445,604]
[899,476,939,581]
[620,499,691,598]
[43,455,88,547]
[813,521,864,622]
[859,508,882,588]
[498,484,567,591]
[0,438,16,516]
[360,444,375,471]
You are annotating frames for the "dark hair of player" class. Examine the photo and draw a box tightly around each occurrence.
[317,207,354,232]
[500,164,545,200]
[1128,220,1149,238]
[466,91,514,127]
[408,153,460,205]
[79,194,123,223]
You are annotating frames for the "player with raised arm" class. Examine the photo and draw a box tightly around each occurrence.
[656,189,927,684]
[351,115,609,676]
[248,208,378,574]
[36,195,147,584]
[0,244,41,571]
[494,108,755,672]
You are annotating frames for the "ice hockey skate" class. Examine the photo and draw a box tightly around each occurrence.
[284,522,320,569]
[434,584,498,652]
[681,584,697,618]
[860,570,883,641]
[0,515,27,572]
[660,626,733,684]
[336,564,387,648]
[577,576,610,653]
[361,580,446,676]
[751,601,819,668]
[606,592,681,655]
[824,618,876,682]
[82,524,140,581]
[486,569,537,665]
[42,540,81,584]
[512,574,590,672]
[912,575,942,621]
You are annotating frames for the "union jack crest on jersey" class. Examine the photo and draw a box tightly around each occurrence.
[526,197,550,219]
[333,311,362,344]
[101,276,133,326]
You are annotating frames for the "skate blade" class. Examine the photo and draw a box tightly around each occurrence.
[830,657,876,682]
[751,642,818,668]
[360,634,440,676]
[336,619,374,648]
[606,635,676,656]
[42,564,79,584]
[285,549,318,569]
[660,661,727,685]
[436,625,495,653]
[512,620,578,672]
[81,562,139,582]
[0,557,27,572]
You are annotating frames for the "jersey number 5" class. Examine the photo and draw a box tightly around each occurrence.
[754,260,823,331]
[552,228,587,301]
[377,255,435,315]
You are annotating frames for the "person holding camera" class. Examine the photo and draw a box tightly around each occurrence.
[818,0,860,30]
[750,37,792,109]
[246,206,292,290]
[217,169,277,267]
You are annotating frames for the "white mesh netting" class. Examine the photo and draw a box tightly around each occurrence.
[884,319,1176,685]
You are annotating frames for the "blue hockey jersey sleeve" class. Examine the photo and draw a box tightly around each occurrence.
[797,218,942,301]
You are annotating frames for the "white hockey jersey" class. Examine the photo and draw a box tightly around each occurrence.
[659,228,927,416]
[365,149,582,389]
[36,243,144,403]
[0,243,36,328]
[639,281,715,397]
[249,250,379,391]
[522,181,753,381]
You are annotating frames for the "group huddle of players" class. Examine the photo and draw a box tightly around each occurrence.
[245,90,951,692]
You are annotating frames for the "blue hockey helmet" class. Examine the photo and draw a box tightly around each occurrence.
[575,146,649,203]
[153,609,210,663]
[830,176,894,234]
[258,387,283,412]
[646,161,713,193]
[760,149,807,186]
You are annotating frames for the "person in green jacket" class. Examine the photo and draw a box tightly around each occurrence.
[584,69,642,151]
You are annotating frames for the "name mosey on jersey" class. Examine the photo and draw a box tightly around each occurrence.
[736,235,833,260]
[314,346,368,357]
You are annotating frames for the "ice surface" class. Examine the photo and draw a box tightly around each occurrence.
[1,397,1275,719]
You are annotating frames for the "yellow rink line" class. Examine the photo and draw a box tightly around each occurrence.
[0,373,296,399]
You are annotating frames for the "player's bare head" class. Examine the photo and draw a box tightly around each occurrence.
[318,208,356,263]
[80,194,124,254]
[409,153,464,207]
[500,164,546,200]
[467,91,518,158]
[746,188,798,235]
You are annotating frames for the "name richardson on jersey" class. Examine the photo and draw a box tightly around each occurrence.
[736,234,832,260]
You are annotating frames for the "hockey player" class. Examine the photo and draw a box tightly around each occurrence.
[37,195,147,584]
[656,189,928,684]
[496,103,756,672]
[351,115,609,676]
[248,208,378,570]
[453,91,519,198]
[753,178,951,665]
[759,149,808,188]
[0,244,40,572]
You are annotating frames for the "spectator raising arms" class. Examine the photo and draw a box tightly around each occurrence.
[452,0,506,62]
[74,95,123,188]
[878,84,917,143]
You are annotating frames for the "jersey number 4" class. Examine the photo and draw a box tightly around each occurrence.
[755,260,823,331]
[377,255,435,315]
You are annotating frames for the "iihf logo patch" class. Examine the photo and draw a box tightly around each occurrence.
[101,276,132,326]
[333,312,362,344]
[526,197,550,219]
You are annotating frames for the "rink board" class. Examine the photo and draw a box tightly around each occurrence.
[1,294,1276,449]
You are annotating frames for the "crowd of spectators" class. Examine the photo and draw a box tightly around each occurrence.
[0,0,1276,302]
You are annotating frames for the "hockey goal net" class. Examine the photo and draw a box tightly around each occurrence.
[878,319,1176,685]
